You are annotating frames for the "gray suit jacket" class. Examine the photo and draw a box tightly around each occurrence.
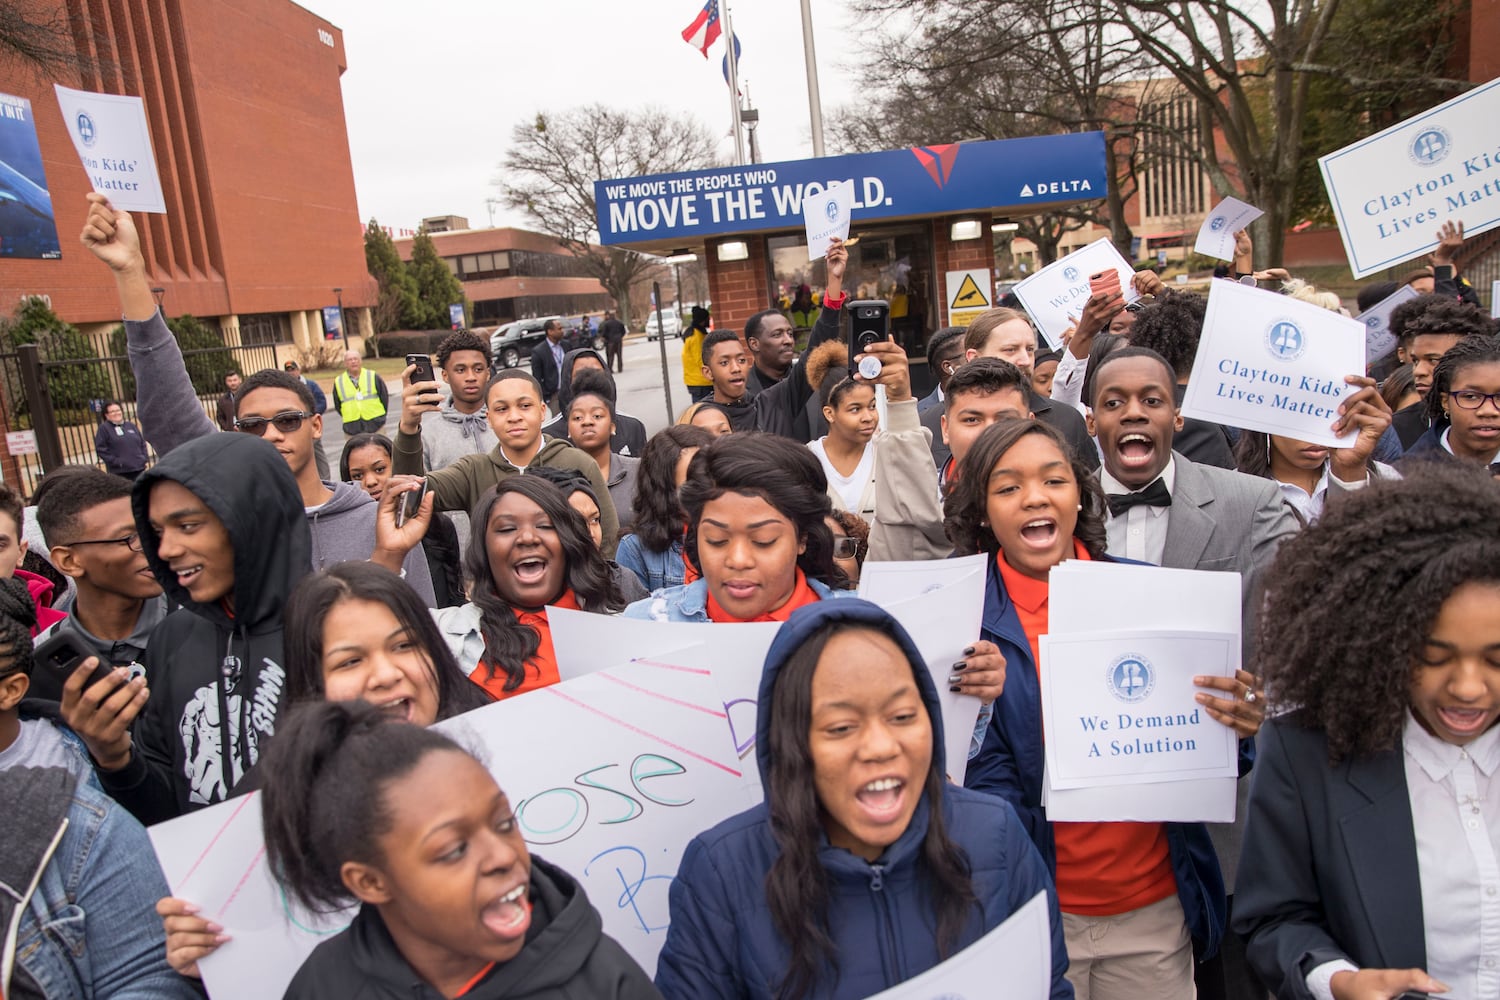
[1233,719,1425,999]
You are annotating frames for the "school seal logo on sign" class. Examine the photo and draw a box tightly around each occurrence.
[1209,216,1228,232]
[824,198,839,222]
[76,110,96,147]
[1063,265,1080,283]
[1107,654,1155,703]
[1409,126,1451,166]
[1265,318,1307,362]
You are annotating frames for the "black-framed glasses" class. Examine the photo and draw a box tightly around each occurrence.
[1447,390,1500,411]
[234,410,314,435]
[68,532,143,553]
[832,537,860,559]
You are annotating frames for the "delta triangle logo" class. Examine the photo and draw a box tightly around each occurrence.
[911,144,960,189]
[1020,183,1034,197]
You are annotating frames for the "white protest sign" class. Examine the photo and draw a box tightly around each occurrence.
[1180,280,1366,449]
[1041,630,1237,790]
[150,659,757,999]
[1043,561,1241,822]
[804,179,853,260]
[53,85,166,213]
[945,268,992,327]
[1319,76,1500,278]
[867,890,1052,1000]
[548,606,780,684]
[1194,197,1264,261]
[1012,238,1139,349]
[1492,279,1500,318]
[1356,283,1419,362]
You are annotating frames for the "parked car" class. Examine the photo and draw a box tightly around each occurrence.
[490,316,563,369]
[645,311,682,341]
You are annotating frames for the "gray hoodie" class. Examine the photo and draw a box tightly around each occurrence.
[307,481,436,606]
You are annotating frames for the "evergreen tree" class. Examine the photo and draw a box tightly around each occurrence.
[363,220,422,331]
[407,228,466,330]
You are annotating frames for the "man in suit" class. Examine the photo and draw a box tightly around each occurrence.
[922,307,1099,472]
[599,310,626,373]
[530,317,567,414]
[215,371,240,432]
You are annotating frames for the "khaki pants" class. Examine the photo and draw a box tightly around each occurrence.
[1063,894,1195,1000]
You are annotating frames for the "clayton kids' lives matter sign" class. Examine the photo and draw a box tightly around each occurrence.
[53,85,166,214]
[1320,76,1500,278]
[1180,280,1366,450]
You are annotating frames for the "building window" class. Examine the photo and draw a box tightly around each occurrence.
[448,251,514,282]
[1140,97,1209,221]
[239,312,290,346]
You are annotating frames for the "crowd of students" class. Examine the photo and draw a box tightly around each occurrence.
[2,192,1497,1000]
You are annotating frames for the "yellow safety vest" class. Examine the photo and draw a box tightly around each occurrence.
[335,369,385,423]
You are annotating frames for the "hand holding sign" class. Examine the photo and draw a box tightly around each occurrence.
[1194,198,1264,261]
[54,85,166,214]
[1328,375,1394,481]
[804,181,853,260]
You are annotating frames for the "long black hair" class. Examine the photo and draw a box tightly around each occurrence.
[1233,430,1275,481]
[283,562,490,719]
[680,432,837,583]
[464,476,624,692]
[261,700,471,913]
[764,619,978,1000]
[624,425,714,552]
[943,419,1108,559]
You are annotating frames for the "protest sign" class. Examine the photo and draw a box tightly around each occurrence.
[1041,630,1238,790]
[868,891,1052,999]
[1043,561,1242,822]
[1180,280,1366,449]
[804,179,853,260]
[1012,238,1139,349]
[1319,76,1500,278]
[1355,283,1419,362]
[0,92,61,259]
[1492,279,1499,318]
[53,85,166,213]
[150,659,758,999]
[1194,197,1264,261]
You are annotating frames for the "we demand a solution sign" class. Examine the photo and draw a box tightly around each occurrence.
[593,132,1107,245]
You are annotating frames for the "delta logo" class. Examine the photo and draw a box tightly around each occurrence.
[911,144,959,189]
[1019,179,1095,197]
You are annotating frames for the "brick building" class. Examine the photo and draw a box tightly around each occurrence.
[0,0,375,355]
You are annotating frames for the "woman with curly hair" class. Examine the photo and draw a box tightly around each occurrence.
[952,418,1253,999]
[1401,333,1500,471]
[655,599,1071,999]
[615,425,714,592]
[432,476,625,698]
[1233,464,1500,1000]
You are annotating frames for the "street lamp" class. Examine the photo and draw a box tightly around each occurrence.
[333,287,347,348]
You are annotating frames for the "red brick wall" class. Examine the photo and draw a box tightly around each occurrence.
[931,216,997,327]
[1282,228,1351,268]
[706,237,770,336]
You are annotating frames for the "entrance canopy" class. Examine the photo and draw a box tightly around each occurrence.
[594,132,1108,254]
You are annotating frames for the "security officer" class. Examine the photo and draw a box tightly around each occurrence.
[332,349,388,435]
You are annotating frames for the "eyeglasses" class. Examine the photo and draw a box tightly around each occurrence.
[234,411,315,435]
[1447,390,1500,411]
[832,537,860,560]
[68,532,143,553]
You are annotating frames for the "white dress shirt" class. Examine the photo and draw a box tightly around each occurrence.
[1101,457,1176,564]
[1441,427,1500,466]
[1307,714,1500,1000]
[1053,347,1089,409]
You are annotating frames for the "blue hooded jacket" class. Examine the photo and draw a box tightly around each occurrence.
[654,599,1072,999]
[962,556,1228,960]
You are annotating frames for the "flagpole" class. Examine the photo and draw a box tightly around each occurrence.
[722,2,747,165]
[799,0,826,157]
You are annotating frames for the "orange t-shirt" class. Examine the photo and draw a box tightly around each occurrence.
[996,543,1177,916]
[468,590,580,701]
[706,569,821,623]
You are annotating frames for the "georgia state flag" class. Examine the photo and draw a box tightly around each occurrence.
[681,0,722,58]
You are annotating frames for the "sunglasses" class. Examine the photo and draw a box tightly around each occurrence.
[234,410,315,436]
[832,537,860,560]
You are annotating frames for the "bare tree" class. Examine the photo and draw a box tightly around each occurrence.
[498,105,720,324]
[0,0,106,79]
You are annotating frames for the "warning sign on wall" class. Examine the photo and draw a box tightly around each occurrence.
[945,269,992,327]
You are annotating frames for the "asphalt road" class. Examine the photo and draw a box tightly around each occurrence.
[319,336,691,465]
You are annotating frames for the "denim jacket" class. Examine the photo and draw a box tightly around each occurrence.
[3,737,197,999]
[614,535,687,594]
[621,577,848,622]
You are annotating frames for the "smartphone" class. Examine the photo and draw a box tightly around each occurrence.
[35,631,137,690]
[847,299,891,374]
[1089,270,1121,297]
[406,353,436,385]
[395,480,428,528]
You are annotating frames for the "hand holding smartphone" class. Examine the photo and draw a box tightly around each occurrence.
[1089,270,1122,298]
[394,480,428,528]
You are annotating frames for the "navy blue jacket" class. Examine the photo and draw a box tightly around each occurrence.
[963,555,1229,960]
[95,418,149,475]
[655,599,1072,999]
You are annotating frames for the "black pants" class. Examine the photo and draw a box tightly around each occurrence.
[1194,896,1269,1000]
[606,338,623,372]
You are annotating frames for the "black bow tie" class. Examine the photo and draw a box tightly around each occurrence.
[1106,478,1172,517]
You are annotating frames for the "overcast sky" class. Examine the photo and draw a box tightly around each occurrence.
[302,0,866,232]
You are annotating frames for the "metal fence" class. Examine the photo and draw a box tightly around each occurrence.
[0,337,284,498]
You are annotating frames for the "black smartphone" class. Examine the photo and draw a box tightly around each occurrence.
[406,353,436,385]
[846,299,890,374]
[35,631,119,689]
[395,481,428,528]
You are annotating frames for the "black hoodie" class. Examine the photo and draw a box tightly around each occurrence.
[100,434,311,825]
[540,348,648,456]
[285,857,660,1000]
